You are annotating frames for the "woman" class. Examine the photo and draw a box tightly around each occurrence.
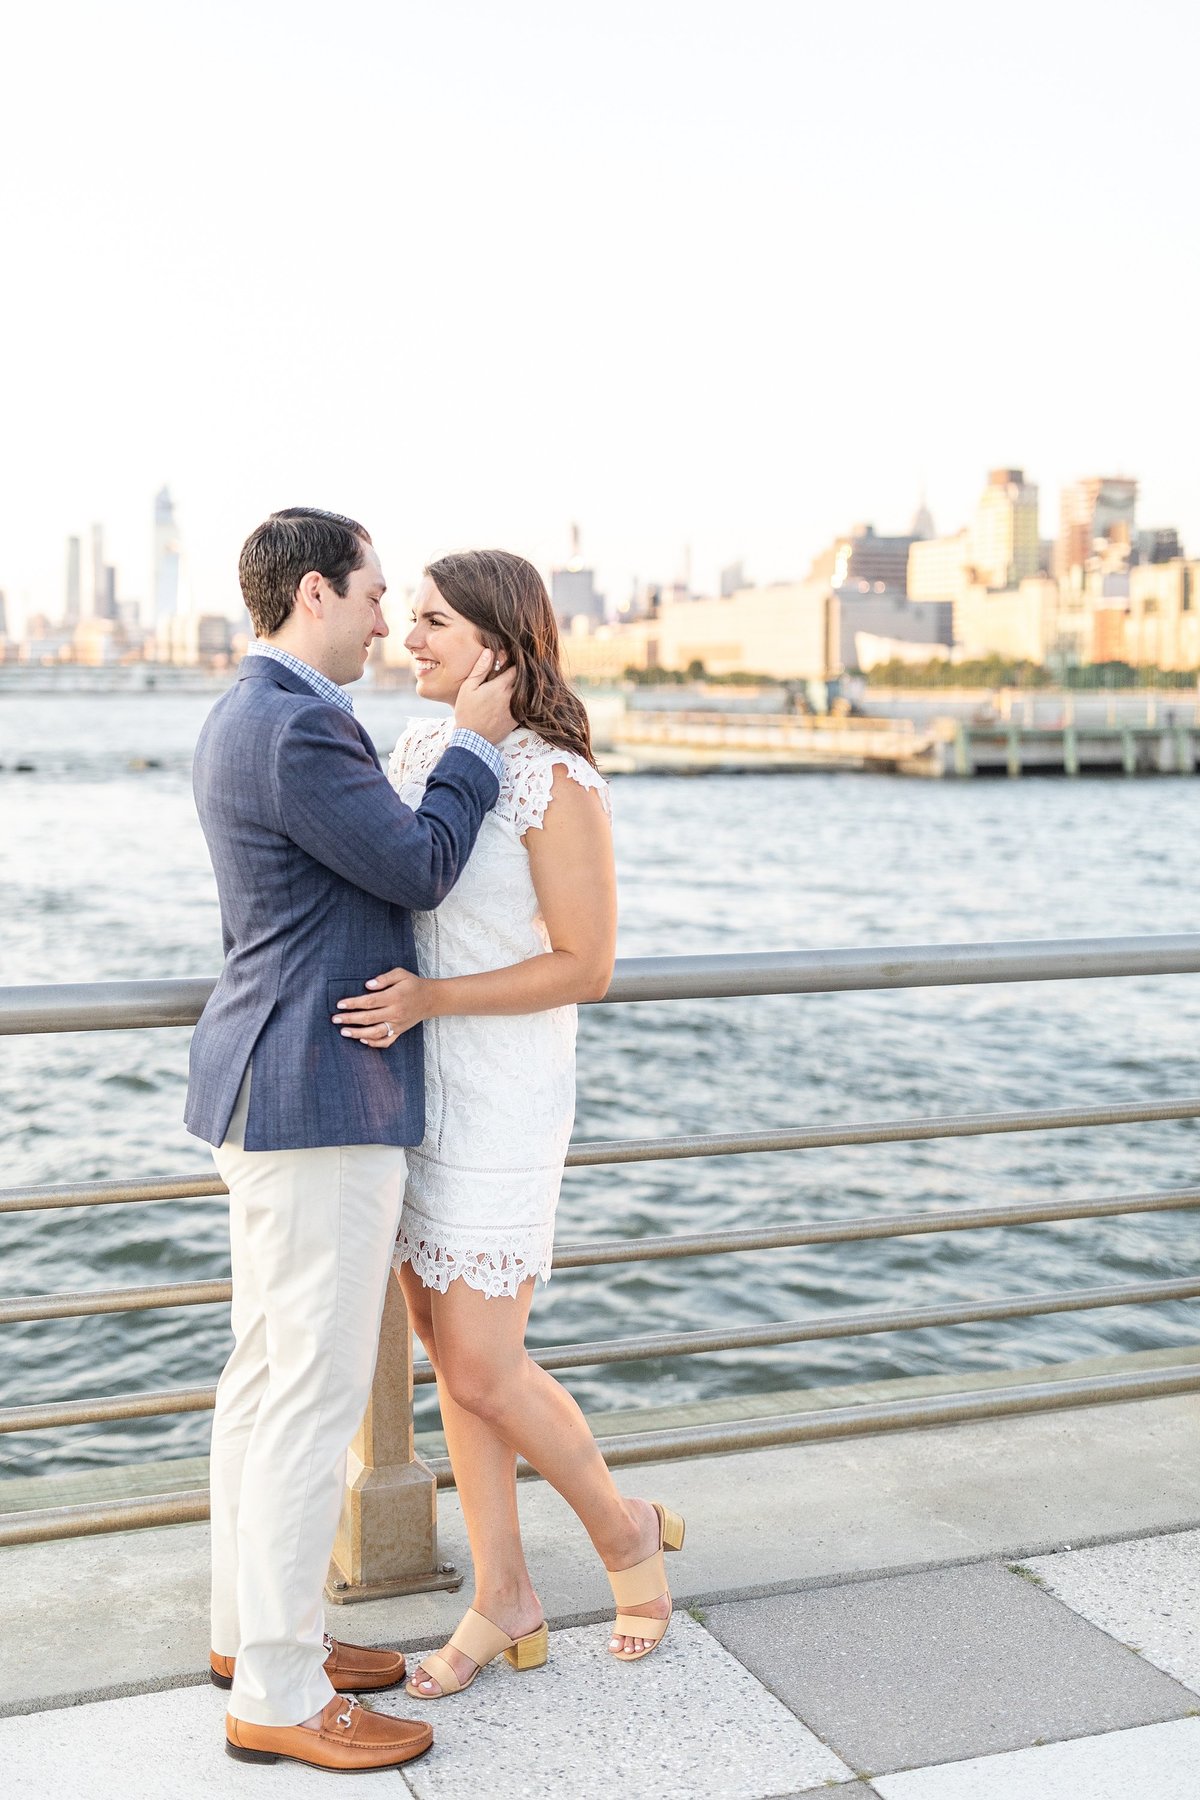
[331,549,684,1698]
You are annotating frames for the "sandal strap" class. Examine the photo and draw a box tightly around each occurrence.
[607,1549,667,1608]
[448,1607,515,1667]
[415,1650,463,1695]
[612,1610,669,1643]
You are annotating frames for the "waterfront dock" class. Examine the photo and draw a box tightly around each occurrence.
[608,707,1200,778]
[4,1356,1200,1798]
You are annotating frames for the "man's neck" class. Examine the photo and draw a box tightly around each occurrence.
[260,635,333,683]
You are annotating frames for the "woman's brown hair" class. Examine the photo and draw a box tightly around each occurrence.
[424,549,597,768]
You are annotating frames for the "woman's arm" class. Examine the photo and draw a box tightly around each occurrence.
[332,768,616,1044]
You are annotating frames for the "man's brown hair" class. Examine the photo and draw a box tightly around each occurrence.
[239,507,372,639]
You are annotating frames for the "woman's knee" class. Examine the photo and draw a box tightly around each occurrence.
[439,1342,524,1422]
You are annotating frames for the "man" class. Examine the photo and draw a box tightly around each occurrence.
[186,507,515,1773]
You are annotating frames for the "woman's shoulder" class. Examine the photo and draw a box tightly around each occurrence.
[500,729,611,832]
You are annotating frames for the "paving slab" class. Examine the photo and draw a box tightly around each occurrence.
[1027,1526,1200,1696]
[703,1561,1196,1775]
[872,1715,1200,1799]
[791,1786,880,1798]
[0,1615,853,1800]
[374,1614,853,1799]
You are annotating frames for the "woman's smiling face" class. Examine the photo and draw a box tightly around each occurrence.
[404,575,492,703]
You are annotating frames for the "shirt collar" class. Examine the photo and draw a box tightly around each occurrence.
[253,642,354,716]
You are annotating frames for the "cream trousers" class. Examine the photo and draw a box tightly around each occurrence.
[209,1071,406,1727]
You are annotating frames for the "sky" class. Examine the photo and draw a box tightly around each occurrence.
[1,0,1197,633]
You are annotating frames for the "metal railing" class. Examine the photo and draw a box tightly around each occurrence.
[3,936,1200,1573]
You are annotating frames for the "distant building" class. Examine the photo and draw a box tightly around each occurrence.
[910,497,935,540]
[1124,560,1200,670]
[153,487,182,627]
[551,564,605,627]
[161,612,233,666]
[970,468,1039,589]
[90,523,116,621]
[0,590,8,640]
[719,560,745,598]
[955,577,1057,665]
[813,523,915,594]
[74,617,122,665]
[652,581,831,679]
[832,592,953,672]
[1138,527,1182,566]
[548,524,603,628]
[20,615,74,663]
[908,530,970,604]
[1056,477,1137,580]
[560,619,655,682]
[65,536,81,625]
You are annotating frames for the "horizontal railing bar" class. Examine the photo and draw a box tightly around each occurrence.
[427,1360,1200,1483]
[9,1359,1200,1540]
[0,1489,211,1545]
[563,1096,1200,1167]
[17,1105,1132,1225]
[413,1274,1200,1381]
[0,1176,226,1215]
[599,936,1200,1003]
[13,1269,1200,1433]
[553,1185,1200,1267]
[0,979,215,1036]
[0,1387,217,1434]
[0,1281,232,1326]
[8,1177,1200,1325]
[4,935,1200,1037]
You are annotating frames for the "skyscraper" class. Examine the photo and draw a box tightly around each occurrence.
[65,536,81,625]
[1056,477,1138,579]
[90,523,116,621]
[550,524,604,626]
[153,486,182,626]
[970,469,1039,589]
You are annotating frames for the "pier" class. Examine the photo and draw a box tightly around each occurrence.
[607,706,1200,777]
[5,938,1200,1795]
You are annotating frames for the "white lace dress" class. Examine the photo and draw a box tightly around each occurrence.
[387,719,612,1299]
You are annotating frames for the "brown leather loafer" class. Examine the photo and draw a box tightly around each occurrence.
[211,1634,406,1693]
[226,1694,432,1771]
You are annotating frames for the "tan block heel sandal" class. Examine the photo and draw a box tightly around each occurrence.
[406,1608,549,1698]
[605,1501,686,1662]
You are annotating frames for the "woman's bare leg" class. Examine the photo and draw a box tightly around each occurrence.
[398,1264,542,1694]
[429,1275,669,1658]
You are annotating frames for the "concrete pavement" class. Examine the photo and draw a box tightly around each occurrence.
[3,1378,1200,1796]
[3,1537,1200,1797]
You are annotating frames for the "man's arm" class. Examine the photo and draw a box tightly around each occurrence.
[275,703,498,909]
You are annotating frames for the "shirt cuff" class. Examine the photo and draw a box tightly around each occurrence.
[448,728,505,784]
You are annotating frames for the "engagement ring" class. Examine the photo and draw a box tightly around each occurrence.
[383,1022,395,1041]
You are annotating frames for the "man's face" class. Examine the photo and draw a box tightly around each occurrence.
[319,541,387,685]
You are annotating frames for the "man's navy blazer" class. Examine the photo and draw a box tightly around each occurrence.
[185,656,498,1151]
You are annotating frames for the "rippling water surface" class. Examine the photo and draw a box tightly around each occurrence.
[2,689,1199,1479]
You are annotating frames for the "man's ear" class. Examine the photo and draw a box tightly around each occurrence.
[295,570,324,620]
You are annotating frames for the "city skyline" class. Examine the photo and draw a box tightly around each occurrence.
[0,454,1179,641]
[1,2,1195,639]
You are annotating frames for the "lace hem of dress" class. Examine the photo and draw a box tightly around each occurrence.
[394,1223,554,1300]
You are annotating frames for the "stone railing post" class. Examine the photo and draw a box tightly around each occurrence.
[326,1276,460,1603]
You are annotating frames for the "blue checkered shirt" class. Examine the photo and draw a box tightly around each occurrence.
[252,642,504,782]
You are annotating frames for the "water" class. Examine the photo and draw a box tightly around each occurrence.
[2,690,1199,1481]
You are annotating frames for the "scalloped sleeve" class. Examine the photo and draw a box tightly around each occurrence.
[506,744,612,835]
